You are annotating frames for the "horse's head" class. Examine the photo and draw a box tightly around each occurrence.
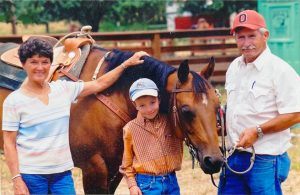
[167,57,223,174]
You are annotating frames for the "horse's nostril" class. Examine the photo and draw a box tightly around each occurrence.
[204,156,214,168]
[203,155,223,169]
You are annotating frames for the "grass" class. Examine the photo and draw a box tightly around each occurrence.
[0,21,69,35]
[1,133,300,194]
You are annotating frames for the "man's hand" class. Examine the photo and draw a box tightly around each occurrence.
[13,177,30,195]
[122,51,149,68]
[236,127,258,149]
[129,185,142,195]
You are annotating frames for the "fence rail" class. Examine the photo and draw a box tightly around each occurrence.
[0,28,239,83]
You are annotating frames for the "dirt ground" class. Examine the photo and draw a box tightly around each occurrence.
[1,132,300,194]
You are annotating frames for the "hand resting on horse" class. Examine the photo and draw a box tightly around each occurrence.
[78,51,149,98]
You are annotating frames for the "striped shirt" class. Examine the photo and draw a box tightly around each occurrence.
[119,113,183,188]
[2,80,84,174]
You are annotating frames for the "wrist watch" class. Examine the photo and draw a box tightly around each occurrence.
[256,125,264,139]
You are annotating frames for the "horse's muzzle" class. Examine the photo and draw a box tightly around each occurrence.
[201,154,224,174]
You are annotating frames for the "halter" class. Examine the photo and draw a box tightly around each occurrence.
[171,82,255,188]
[170,81,201,168]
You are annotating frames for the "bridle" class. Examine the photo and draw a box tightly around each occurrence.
[171,82,255,188]
[170,81,201,168]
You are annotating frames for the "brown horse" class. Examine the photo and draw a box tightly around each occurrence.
[0,42,223,193]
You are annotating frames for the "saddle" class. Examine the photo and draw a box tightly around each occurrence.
[0,35,93,89]
[0,35,59,68]
[51,37,93,81]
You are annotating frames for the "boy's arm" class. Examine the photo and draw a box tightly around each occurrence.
[119,127,138,189]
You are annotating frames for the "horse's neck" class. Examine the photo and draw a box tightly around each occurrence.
[165,73,177,92]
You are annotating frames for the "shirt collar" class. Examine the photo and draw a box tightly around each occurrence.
[237,46,271,72]
[136,112,160,125]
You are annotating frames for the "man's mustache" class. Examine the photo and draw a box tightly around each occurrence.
[242,45,256,50]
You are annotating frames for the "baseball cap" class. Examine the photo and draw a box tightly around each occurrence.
[129,78,159,101]
[231,10,266,34]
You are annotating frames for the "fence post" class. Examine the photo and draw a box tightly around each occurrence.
[152,33,161,59]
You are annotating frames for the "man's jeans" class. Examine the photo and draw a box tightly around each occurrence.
[21,170,76,195]
[136,172,180,195]
[218,151,290,195]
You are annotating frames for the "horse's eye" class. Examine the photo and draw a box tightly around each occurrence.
[180,105,195,122]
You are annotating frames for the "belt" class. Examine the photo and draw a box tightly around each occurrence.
[136,172,175,180]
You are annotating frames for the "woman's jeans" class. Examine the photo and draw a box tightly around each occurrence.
[21,170,76,195]
[136,172,180,195]
[218,151,290,195]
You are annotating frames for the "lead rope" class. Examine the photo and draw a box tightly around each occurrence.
[210,90,256,188]
[210,108,255,189]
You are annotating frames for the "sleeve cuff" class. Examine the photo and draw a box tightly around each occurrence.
[278,107,300,114]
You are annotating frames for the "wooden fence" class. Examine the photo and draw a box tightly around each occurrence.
[0,28,239,83]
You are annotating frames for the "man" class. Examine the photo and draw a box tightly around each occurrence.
[219,10,300,195]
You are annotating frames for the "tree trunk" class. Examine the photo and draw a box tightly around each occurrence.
[90,21,100,32]
[45,23,49,33]
[11,16,17,34]
[10,0,17,34]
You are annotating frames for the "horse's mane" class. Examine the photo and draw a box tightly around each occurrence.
[104,49,209,113]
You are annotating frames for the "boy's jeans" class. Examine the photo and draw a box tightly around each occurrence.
[218,151,290,195]
[136,172,180,195]
[21,170,76,195]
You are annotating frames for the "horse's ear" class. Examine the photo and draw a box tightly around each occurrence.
[178,59,190,84]
[200,56,215,80]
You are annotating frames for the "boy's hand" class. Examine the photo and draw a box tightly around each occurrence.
[129,185,142,195]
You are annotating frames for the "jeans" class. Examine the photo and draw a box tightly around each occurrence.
[218,151,290,195]
[21,170,76,195]
[136,172,180,195]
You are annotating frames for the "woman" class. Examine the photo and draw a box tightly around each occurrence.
[2,38,148,195]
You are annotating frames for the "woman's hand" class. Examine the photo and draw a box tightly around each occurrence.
[122,51,149,68]
[129,185,142,195]
[13,177,30,195]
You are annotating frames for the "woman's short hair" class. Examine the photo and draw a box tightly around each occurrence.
[18,38,53,64]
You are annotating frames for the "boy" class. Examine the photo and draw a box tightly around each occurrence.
[120,78,183,195]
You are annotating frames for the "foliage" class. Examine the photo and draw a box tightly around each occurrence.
[182,0,257,27]
[0,0,13,23]
[105,0,166,27]
[47,0,117,32]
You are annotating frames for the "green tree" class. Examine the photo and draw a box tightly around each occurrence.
[45,0,117,32]
[182,0,257,27]
[0,0,17,34]
[106,0,166,29]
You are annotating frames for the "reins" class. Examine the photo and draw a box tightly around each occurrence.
[212,90,255,188]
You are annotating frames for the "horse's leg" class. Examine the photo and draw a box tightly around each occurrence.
[82,153,109,194]
[108,166,123,194]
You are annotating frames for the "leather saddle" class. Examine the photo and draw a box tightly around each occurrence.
[0,35,93,90]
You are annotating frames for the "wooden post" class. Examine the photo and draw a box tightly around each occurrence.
[152,33,161,59]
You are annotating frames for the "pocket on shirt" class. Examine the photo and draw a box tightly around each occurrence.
[165,134,182,155]
[248,86,270,113]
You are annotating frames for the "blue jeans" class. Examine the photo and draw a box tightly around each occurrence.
[218,151,290,195]
[21,170,76,195]
[136,172,180,195]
